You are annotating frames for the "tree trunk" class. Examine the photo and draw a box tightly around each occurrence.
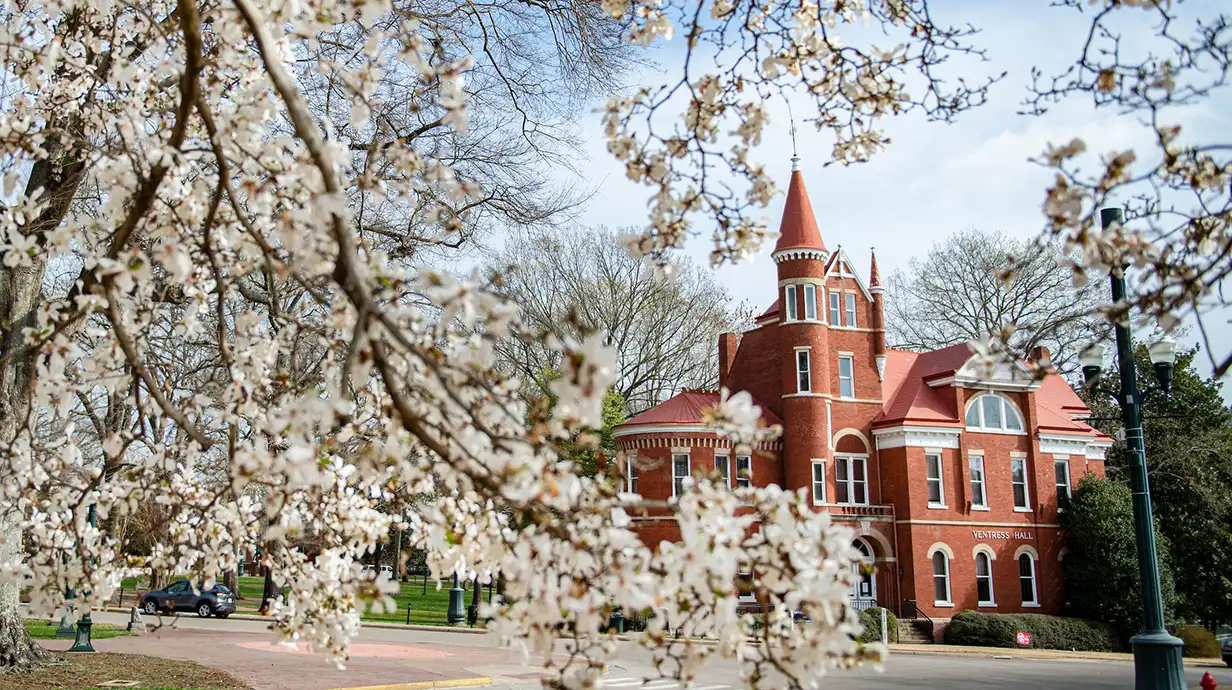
[393,528,404,581]
[223,569,238,597]
[259,567,275,615]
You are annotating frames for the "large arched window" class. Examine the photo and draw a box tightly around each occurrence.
[964,393,1024,433]
[1018,553,1038,605]
[975,552,994,606]
[931,551,951,605]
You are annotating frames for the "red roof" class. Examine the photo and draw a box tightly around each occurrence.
[757,299,780,320]
[875,343,974,426]
[773,170,826,253]
[1034,374,1110,440]
[869,249,882,288]
[617,389,783,428]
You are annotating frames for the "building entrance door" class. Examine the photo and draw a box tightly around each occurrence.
[851,539,877,609]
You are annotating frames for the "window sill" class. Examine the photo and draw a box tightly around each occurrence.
[1022,602,1041,608]
[927,503,947,510]
[971,505,991,511]
[1013,507,1033,513]
[934,601,954,608]
[978,602,997,608]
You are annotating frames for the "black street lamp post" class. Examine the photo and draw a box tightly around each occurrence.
[1078,207,1183,690]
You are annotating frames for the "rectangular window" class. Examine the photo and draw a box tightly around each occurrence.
[803,284,817,320]
[829,290,841,325]
[836,456,868,505]
[926,453,945,506]
[784,285,797,321]
[715,454,730,487]
[969,455,987,509]
[1055,458,1071,509]
[838,355,854,399]
[737,567,755,602]
[1011,457,1030,510]
[796,349,811,394]
[672,453,691,497]
[735,455,752,489]
[811,460,826,504]
[845,293,857,327]
[626,453,639,494]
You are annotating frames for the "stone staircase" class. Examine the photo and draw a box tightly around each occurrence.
[897,618,934,644]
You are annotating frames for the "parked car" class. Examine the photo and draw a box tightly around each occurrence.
[1222,635,1232,667]
[141,580,236,618]
[361,564,394,579]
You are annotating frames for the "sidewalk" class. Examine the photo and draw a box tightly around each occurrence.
[890,642,1228,668]
[51,624,554,690]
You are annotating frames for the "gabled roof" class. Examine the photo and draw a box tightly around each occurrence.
[757,299,780,320]
[874,343,974,426]
[615,389,783,429]
[824,245,873,301]
[773,170,827,254]
[1034,375,1110,440]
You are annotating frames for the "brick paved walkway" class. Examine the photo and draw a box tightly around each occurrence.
[60,627,550,690]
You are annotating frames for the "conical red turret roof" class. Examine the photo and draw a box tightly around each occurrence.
[869,248,882,288]
[773,170,827,254]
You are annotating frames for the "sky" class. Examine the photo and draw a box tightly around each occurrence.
[551,0,1232,384]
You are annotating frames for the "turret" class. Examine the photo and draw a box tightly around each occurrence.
[772,156,831,495]
[870,247,887,381]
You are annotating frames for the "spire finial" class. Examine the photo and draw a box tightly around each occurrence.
[787,100,799,171]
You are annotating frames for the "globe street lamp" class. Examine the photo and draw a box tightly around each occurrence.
[1079,206,1183,690]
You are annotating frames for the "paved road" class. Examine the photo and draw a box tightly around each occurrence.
[85,611,1232,689]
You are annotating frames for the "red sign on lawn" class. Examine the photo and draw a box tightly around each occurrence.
[1016,632,1032,646]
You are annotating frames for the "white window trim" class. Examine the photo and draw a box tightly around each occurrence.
[835,454,870,506]
[975,550,996,607]
[838,354,855,400]
[1011,456,1031,512]
[969,453,988,510]
[930,549,953,607]
[735,455,752,489]
[803,284,817,321]
[784,284,797,322]
[845,292,857,327]
[811,459,827,505]
[925,452,946,508]
[1018,553,1040,606]
[715,453,730,488]
[964,393,1027,435]
[671,453,691,498]
[795,347,812,394]
[626,453,639,494]
[1055,456,1072,509]
[737,567,756,602]
[828,290,841,325]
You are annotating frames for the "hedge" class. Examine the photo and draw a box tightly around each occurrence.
[858,607,899,644]
[943,611,1120,652]
[1176,625,1220,658]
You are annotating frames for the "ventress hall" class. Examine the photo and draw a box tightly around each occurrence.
[610,163,1112,638]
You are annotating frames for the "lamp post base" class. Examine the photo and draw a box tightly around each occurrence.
[447,584,466,626]
[1131,630,1185,690]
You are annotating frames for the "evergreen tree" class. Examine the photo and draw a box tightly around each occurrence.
[1060,476,1177,643]
[1083,345,1232,627]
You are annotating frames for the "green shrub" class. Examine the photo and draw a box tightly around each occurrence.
[856,607,898,644]
[943,611,1120,652]
[1176,625,1220,658]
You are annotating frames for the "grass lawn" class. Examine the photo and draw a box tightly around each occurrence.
[24,619,133,640]
[118,575,489,626]
[0,652,250,689]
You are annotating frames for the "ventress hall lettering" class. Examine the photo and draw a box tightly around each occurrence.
[607,157,1114,633]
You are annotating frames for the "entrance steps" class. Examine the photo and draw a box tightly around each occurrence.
[897,619,934,644]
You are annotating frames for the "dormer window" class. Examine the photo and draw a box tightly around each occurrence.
[964,393,1024,433]
[784,285,797,321]
[845,293,856,327]
[829,290,841,325]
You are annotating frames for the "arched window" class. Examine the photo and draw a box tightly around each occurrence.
[931,551,951,605]
[1018,553,1038,605]
[976,552,994,606]
[964,394,1024,433]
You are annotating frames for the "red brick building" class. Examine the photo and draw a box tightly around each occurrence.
[612,163,1111,630]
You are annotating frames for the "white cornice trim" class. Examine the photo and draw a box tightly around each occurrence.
[824,247,873,301]
[772,247,830,264]
[613,424,714,438]
[899,519,1060,529]
[927,375,1042,392]
[1039,432,1112,459]
[872,425,961,450]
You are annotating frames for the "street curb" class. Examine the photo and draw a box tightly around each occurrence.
[887,644,1228,667]
[326,677,491,690]
[99,608,487,635]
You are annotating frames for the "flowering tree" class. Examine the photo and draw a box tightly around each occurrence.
[2,0,1224,685]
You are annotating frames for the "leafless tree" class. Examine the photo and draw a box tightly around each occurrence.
[489,226,752,413]
[886,228,1102,377]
